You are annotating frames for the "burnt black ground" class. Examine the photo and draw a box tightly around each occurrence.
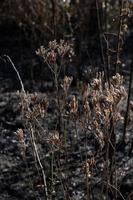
[0,78,132,200]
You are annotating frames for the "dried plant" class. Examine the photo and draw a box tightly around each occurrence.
[16,128,26,157]
[36,40,74,75]
[5,52,130,200]
[61,76,73,95]
[1,1,132,199]
[36,40,74,139]
[83,157,95,178]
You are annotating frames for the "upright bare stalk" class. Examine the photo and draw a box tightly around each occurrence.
[96,0,107,81]
[115,0,124,73]
[3,55,25,93]
[30,124,49,200]
[3,55,49,200]
[123,60,133,142]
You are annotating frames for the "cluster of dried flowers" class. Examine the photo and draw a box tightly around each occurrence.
[60,73,127,147]
[36,40,74,65]
[16,40,128,198]
[20,92,48,120]
[48,131,64,149]
[83,157,95,178]
[17,71,127,150]
[15,68,127,200]
[61,75,73,95]
[16,128,26,156]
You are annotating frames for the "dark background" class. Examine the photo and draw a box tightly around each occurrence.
[0,0,132,85]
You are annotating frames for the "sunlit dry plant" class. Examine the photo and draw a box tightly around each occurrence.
[20,92,48,120]
[78,72,127,151]
[83,158,95,178]
[16,128,25,142]
[69,95,78,114]
[91,72,104,91]
[48,131,64,149]
[83,99,90,114]
[61,76,73,95]
[25,99,48,120]
[16,128,26,156]
[111,73,124,86]
[36,39,74,67]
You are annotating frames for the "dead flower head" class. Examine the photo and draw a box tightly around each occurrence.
[91,72,103,91]
[61,76,73,94]
[111,73,124,86]
[16,128,26,156]
[25,100,48,120]
[48,131,63,148]
[69,95,78,114]
[83,158,95,177]
[16,128,24,143]
[83,99,90,114]
[36,40,74,64]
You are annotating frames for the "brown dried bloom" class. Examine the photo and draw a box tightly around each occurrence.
[83,158,95,177]
[16,128,24,142]
[20,92,48,120]
[36,45,47,58]
[48,40,58,50]
[36,40,74,64]
[111,73,123,86]
[58,40,74,57]
[112,86,127,105]
[47,50,57,62]
[48,131,63,148]
[61,76,73,94]
[16,128,26,156]
[91,72,103,91]
[25,99,48,120]
[83,100,90,114]
[99,95,113,110]
[69,95,78,114]
[91,78,101,90]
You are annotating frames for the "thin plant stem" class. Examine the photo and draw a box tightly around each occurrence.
[115,0,124,73]
[3,55,25,93]
[123,61,133,142]
[96,0,107,82]
[104,0,108,32]
[30,124,49,200]
[85,126,89,200]
[106,182,126,200]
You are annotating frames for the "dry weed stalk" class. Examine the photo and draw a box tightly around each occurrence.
[36,40,74,138]
[78,72,127,199]
[83,158,95,178]
[16,128,26,157]
[3,56,49,200]
[61,75,73,96]
[4,52,129,199]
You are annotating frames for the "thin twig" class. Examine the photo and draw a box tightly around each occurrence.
[30,124,49,200]
[123,60,133,142]
[96,0,107,81]
[115,0,124,73]
[3,55,25,93]
[107,182,126,200]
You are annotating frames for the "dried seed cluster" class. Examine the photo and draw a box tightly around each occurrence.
[48,131,64,149]
[20,92,48,120]
[36,40,74,64]
[83,158,95,178]
[65,73,127,146]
